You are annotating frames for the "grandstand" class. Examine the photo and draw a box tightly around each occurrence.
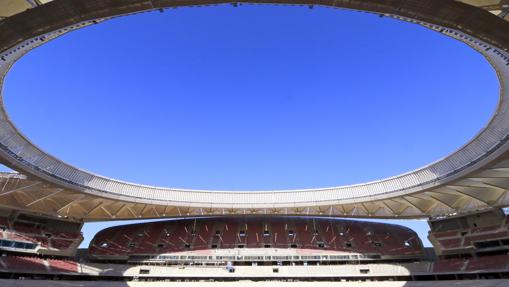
[0,211,82,256]
[0,211,507,283]
[88,217,424,260]
[0,0,509,285]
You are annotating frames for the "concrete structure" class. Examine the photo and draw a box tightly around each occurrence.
[1,279,509,287]
[1,1,509,221]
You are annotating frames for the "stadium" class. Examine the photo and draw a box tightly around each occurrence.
[1,0,509,286]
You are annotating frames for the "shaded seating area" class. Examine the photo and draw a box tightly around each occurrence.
[89,217,424,259]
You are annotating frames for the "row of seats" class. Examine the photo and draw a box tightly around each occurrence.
[0,253,509,275]
[89,217,424,258]
[0,217,82,253]
[1,229,78,250]
[12,221,81,239]
[0,256,78,273]
[431,215,509,252]
[432,254,509,272]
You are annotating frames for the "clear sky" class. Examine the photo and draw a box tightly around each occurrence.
[2,4,499,248]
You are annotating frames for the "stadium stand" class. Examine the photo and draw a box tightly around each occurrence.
[432,257,468,273]
[0,214,507,283]
[0,0,509,285]
[466,254,509,271]
[428,210,509,256]
[1,280,509,286]
[0,213,83,256]
[0,253,508,280]
[88,217,424,260]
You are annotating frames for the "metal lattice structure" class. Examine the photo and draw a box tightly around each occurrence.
[1,0,509,221]
[2,0,508,19]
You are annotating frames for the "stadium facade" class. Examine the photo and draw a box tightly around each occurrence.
[1,0,509,285]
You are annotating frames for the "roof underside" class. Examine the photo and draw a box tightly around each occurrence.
[1,0,509,221]
[1,0,508,20]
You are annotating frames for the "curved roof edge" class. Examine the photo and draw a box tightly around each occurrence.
[0,0,508,220]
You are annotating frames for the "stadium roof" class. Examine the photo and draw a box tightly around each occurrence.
[1,0,508,19]
[1,0,509,221]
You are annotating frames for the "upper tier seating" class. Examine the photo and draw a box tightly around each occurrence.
[89,217,424,258]
[0,215,82,254]
[429,211,509,255]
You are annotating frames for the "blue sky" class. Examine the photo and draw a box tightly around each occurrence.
[2,4,499,248]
